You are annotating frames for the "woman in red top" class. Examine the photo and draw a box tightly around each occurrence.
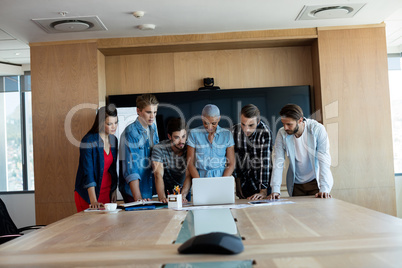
[74,105,119,212]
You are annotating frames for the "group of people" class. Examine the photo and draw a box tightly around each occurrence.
[74,93,334,212]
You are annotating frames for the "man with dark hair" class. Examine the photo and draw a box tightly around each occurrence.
[119,94,159,202]
[268,103,333,199]
[151,118,191,203]
[232,104,272,200]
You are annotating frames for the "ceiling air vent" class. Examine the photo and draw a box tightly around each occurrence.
[32,16,107,33]
[296,4,366,20]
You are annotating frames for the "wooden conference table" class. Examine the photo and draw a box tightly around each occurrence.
[1,197,402,267]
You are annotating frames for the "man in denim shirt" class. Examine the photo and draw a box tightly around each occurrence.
[119,94,159,202]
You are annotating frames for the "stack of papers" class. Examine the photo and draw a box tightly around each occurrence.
[119,200,167,211]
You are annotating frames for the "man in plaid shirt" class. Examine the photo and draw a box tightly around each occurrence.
[232,104,272,200]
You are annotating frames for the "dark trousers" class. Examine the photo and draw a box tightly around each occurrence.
[121,192,135,203]
[241,185,272,199]
[292,179,319,196]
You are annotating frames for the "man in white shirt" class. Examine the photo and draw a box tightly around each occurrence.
[268,104,333,199]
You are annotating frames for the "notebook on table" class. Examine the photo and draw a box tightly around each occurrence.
[192,176,235,206]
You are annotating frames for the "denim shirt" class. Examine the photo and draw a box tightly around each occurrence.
[74,132,118,204]
[187,125,235,178]
[119,118,159,199]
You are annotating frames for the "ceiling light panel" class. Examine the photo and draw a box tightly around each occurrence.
[296,4,366,20]
[0,50,29,57]
[0,49,30,59]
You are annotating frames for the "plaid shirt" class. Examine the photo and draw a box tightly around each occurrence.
[232,121,272,195]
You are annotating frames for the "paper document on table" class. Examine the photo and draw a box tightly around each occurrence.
[173,203,251,211]
[84,208,122,213]
[248,199,294,206]
[120,200,164,207]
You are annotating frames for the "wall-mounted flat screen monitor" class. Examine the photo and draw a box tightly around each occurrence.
[108,85,312,141]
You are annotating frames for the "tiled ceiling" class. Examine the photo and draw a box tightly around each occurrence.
[0,29,30,65]
[0,0,402,71]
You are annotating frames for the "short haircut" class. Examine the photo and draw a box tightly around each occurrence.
[202,104,220,117]
[167,118,187,136]
[241,104,260,121]
[136,94,159,110]
[279,104,304,121]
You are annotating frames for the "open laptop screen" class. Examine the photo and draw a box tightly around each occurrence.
[192,176,235,206]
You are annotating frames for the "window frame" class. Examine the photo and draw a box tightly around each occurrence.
[388,54,402,176]
[0,72,33,193]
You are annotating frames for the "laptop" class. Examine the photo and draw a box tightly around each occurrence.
[192,176,235,206]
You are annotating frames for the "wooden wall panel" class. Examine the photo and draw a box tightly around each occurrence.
[105,53,176,95]
[97,28,318,53]
[317,26,396,215]
[105,46,314,95]
[98,50,106,106]
[311,40,322,121]
[31,42,100,224]
[173,50,221,91]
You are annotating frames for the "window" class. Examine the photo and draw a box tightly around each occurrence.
[0,72,34,192]
[388,55,402,174]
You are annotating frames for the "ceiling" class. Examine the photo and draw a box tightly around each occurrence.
[1,0,402,69]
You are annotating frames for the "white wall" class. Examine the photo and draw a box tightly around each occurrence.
[0,63,24,76]
[0,193,35,228]
[396,175,402,218]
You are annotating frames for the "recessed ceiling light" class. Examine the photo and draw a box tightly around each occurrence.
[296,4,365,20]
[138,24,155,30]
[51,20,93,32]
[310,6,354,19]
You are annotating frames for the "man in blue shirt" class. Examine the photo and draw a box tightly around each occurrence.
[119,94,159,202]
